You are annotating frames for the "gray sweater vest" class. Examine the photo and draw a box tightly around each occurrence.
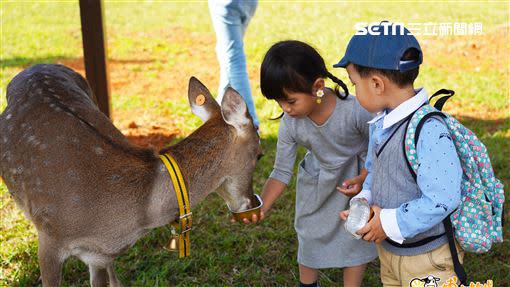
[371,117,447,256]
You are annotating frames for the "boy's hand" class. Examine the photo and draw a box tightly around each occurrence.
[230,209,266,224]
[336,173,366,197]
[356,205,387,243]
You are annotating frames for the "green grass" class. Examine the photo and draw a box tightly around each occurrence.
[1,1,509,286]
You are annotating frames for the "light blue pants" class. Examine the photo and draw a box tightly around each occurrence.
[208,0,259,127]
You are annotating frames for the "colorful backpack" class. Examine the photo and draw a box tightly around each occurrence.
[403,89,505,284]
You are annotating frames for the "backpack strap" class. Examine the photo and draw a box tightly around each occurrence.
[402,93,467,285]
[402,104,445,179]
[443,214,468,285]
[403,89,455,178]
[429,89,455,111]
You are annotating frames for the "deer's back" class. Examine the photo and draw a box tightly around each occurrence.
[0,64,158,240]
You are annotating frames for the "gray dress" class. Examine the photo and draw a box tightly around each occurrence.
[269,95,378,268]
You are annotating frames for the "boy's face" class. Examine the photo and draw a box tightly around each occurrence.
[346,64,384,113]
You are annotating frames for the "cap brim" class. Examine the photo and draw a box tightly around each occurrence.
[333,57,349,68]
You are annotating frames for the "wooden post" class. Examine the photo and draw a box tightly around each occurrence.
[79,0,111,118]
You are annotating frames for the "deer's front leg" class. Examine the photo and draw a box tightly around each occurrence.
[107,263,123,287]
[89,265,108,287]
[38,235,64,287]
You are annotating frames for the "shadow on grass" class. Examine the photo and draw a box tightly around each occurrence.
[1,56,70,69]
[5,115,510,286]
[456,116,510,285]
[457,116,509,180]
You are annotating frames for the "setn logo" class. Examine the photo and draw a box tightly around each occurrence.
[354,21,411,35]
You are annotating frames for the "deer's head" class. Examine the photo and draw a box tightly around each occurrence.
[184,77,262,212]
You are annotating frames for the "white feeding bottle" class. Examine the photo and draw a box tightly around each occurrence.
[344,198,373,239]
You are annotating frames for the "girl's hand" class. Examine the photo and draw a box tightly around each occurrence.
[336,177,363,197]
[230,209,266,224]
[339,209,349,221]
[336,169,368,197]
[233,177,285,224]
[356,205,387,243]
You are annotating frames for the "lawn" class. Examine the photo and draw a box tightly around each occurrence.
[1,1,509,286]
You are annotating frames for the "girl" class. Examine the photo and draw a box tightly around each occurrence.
[255,40,377,287]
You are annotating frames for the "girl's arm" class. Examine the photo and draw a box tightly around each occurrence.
[237,117,296,224]
[260,177,287,214]
[338,99,374,197]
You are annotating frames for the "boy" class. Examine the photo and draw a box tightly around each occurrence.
[335,22,464,286]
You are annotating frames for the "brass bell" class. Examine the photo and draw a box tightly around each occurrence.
[166,235,179,252]
[165,225,180,252]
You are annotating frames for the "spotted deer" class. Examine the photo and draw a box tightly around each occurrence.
[0,64,261,287]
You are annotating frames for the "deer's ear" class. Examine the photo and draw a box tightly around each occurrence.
[188,77,220,122]
[221,87,252,133]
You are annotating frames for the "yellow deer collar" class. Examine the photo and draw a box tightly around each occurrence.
[160,153,192,258]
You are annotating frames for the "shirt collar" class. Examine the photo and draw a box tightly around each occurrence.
[366,88,428,127]
[367,111,386,124]
[382,88,427,129]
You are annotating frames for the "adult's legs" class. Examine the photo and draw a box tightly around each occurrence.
[208,0,259,127]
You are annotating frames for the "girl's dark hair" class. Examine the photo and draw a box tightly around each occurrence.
[260,40,349,103]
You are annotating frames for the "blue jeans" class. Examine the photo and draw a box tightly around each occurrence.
[208,0,259,127]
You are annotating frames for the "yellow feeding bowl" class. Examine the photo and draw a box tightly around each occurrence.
[230,194,263,221]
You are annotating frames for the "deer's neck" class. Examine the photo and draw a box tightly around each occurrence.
[145,119,232,228]
[169,122,232,206]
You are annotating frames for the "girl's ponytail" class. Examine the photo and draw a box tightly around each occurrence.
[326,71,349,100]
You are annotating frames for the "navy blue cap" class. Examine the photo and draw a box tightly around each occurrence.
[334,21,423,72]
